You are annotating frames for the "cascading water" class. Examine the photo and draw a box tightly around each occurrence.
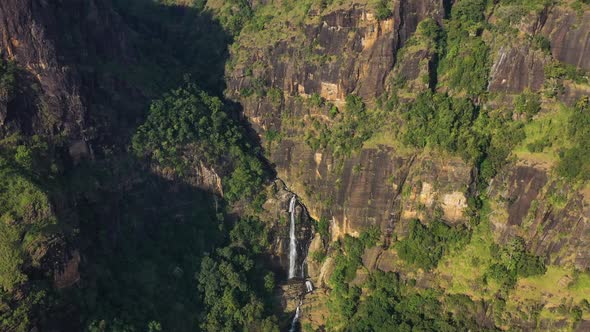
[305,280,313,293]
[281,188,315,330]
[289,300,302,332]
[288,195,298,279]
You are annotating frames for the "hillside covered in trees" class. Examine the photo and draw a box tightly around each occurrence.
[1,0,590,331]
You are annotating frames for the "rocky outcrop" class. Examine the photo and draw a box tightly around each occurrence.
[228,2,445,130]
[54,250,81,289]
[542,8,590,70]
[488,45,548,93]
[488,4,590,97]
[270,139,471,240]
[489,163,590,269]
[225,2,486,242]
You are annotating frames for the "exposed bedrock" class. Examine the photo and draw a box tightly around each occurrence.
[489,164,590,269]
[228,2,590,271]
[488,45,549,93]
[271,139,472,240]
[541,8,590,71]
[227,2,445,129]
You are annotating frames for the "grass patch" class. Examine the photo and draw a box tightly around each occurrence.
[436,217,500,300]
[513,103,572,165]
[508,266,590,321]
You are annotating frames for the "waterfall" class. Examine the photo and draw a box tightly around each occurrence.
[288,195,297,279]
[305,280,313,293]
[289,301,302,332]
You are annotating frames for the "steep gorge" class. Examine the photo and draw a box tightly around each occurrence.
[1,0,590,331]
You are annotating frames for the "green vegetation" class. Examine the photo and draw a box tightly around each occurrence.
[373,0,393,21]
[557,97,590,181]
[0,58,16,100]
[317,216,330,243]
[401,91,525,183]
[132,83,265,201]
[402,92,477,155]
[74,171,279,332]
[513,102,570,161]
[348,271,485,331]
[0,135,64,330]
[198,217,278,331]
[326,227,486,331]
[514,89,541,121]
[545,61,589,85]
[438,0,491,96]
[305,94,379,157]
[3,0,590,331]
[326,229,380,328]
[487,237,546,289]
[397,219,468,270]
[0,67,274,332]
[531,34,551,53]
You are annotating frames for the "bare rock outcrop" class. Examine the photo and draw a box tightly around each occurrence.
[489,164,590,269]
[488,45,549,93]
[542,8,590,70]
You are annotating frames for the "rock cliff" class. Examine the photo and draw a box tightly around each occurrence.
[225,1,590,272]
[221,3,590,328]
[0,0,129,147]
[1,0,590,330]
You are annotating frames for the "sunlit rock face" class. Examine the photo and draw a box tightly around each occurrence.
[226,2,446,132]
[488,45,549,93]
[541,8,590,71]
[270,140,472,240]
[489,164,590,270]
[224,2,479,240]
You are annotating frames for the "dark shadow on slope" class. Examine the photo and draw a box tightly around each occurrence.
[226,98,278,180]
[2,1,280,331]
[442,0,453,19]
[26,2,233,330]
[108,0,230,96]
[87,1,278,179]
[44,155,227,331]
[56,0,233,152]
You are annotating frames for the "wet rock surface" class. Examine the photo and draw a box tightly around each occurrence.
[261,180,315,279]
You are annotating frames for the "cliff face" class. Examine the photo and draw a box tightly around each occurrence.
[227,2,469,239]
[488,45,548,93]
[542,8,590,71]
[488,5,590,102]
[270,142,471,239]
[226,0,590,272]
[1,0,589,329]
[227,1,445,127]
[0,0,129,147]
[489,163,590,269]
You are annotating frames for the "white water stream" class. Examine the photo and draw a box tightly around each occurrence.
[305,280,313,293]
[288,195,297,279]
[289,300,302,332]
